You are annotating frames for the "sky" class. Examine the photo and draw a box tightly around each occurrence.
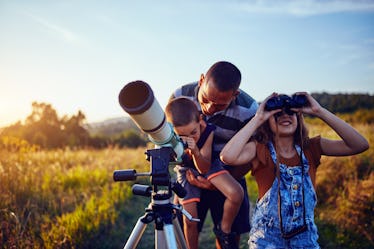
[1,0,374,127]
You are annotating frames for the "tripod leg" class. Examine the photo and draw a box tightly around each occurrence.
[155,229,166,249]
[173,217,188,249]
[124,217,148,249]
[158,224,178,249]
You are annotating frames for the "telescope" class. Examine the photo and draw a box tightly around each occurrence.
[118,80,184,160]
[114,81,193,249]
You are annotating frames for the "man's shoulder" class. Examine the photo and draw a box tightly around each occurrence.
[172,82,198,98]
[236,89,258,108]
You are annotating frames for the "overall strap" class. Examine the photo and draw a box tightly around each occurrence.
[268,141,307,239]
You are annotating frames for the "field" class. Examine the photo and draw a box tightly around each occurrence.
[1,122,373,248]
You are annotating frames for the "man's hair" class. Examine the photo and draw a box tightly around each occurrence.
[165,97,200,127]
[205,61,241,92]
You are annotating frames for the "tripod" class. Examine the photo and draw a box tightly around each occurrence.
[113,147,199,249]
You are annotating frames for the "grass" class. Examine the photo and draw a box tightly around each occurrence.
[0,121,373,248]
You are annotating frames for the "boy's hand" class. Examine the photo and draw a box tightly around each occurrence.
[181,136,199,155]
[186,169,216,190]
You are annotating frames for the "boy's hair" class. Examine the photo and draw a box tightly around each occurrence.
[205,61,241,92]
[165,97,200,127]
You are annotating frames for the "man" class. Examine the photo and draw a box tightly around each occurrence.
[170,61,258,249]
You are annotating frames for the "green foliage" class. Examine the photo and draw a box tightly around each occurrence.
[245,174,258,204]
[316,219,373,249]
[0,147,150,248]
[114,129,148,148]
[312,92,374,113]
[41,184,131,249]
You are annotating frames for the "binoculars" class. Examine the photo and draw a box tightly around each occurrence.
[265,94,308,115]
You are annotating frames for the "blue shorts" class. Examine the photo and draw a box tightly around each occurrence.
[174,166,201,204]
[174,162,227,204]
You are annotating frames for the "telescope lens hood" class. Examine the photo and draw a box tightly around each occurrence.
[119,81,154,115]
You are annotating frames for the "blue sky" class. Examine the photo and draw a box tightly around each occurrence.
[1,0,374,127]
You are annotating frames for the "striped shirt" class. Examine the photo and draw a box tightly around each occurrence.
[170,82,258,160]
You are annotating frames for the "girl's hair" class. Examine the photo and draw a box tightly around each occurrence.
[254,113,309,145]
[165,97,200,127]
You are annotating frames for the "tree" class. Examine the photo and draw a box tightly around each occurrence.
[115,130,147,148]
[62,111,90,147]
[1,102,90,149]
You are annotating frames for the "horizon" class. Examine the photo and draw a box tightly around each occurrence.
[1,91,372,129]
[1,0,374,127]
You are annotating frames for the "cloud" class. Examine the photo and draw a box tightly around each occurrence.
[231,0,374,17]
[24,12,81,45]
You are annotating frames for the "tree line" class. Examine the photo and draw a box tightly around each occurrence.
[0,102,147,150]
[312,92,374,113]
[1,92,373,150]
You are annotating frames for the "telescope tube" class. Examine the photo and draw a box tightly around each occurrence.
[118,81,184,159]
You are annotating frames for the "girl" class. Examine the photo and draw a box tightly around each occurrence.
[220,92,369,248]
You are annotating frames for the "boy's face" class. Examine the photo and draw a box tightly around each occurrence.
[174,120,202,143]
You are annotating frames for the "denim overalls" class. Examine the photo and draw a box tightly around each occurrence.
[248,142,320,249]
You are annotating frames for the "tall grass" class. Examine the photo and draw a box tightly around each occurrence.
[0,146,150,248]
[1,120,372,249]
[305,119,374,248]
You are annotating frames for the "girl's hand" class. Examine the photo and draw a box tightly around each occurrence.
[256,92,282,123]
[292,92,323,116]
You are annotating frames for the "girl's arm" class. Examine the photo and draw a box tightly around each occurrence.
[296,92,369,156]
[220,93,279,165]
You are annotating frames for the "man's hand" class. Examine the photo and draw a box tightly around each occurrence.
[186,169,216,190]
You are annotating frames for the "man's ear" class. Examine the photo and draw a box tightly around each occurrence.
[233,89,240,98]
[198,74,205,87]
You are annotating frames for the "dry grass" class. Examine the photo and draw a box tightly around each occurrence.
[0,121,372,248]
